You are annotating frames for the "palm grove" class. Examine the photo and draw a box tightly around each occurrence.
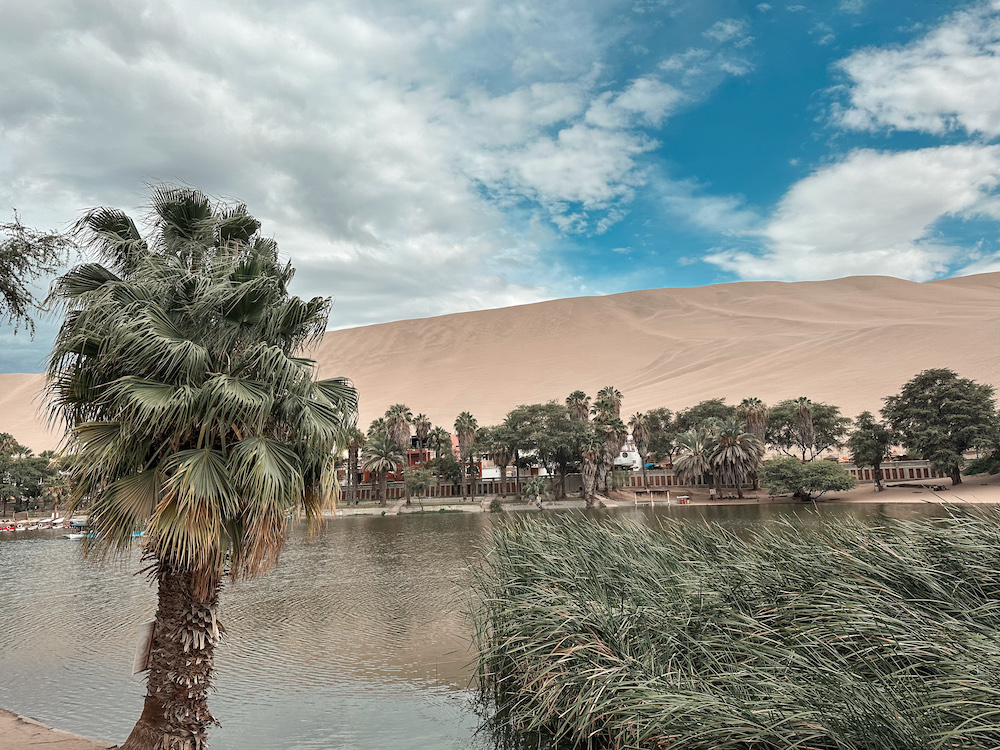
[340,371,999,507]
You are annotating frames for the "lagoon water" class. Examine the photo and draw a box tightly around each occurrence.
[0,503,946,749]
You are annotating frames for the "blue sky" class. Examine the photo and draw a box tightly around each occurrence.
[2,0,1000,372]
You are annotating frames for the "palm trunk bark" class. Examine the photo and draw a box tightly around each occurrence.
[378,471,388,505]
[120,562,220,750]
[498,464,507,498]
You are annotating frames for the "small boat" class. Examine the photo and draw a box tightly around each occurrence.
[64,532,88,540]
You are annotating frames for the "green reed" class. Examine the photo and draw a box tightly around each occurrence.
[470,510,1000,749]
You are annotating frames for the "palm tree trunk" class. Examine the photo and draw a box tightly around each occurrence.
[379,471,388,506]
[514,451,521,500]
[120,563,220,750]
[640,453,648,491]
[498,464,507,498]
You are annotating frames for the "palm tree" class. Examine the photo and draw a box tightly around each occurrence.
[385,404,413,453]
[737,398,768,488]
[674,429,714,488]
[385,404,413,503]
[580,430,603,508]
[594,385,623,420]
[629,412,651,490]
[455,412,478,500]
[566,391,591,422]
[710,418,764,499]
[597,417,627,494]
[425,426,452,498]
[795,397,816,460]
[362,431,403,506]
[45,185,358,750]
[345,427,365,504]
[414,413,431,454]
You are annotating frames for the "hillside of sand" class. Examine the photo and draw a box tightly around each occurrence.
[3,273,999,452]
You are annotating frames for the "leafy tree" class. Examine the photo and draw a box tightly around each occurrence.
[46,185,358,750]
[674,399,736,433]
[847,411,893,491]
[403,467,433,500]
[645,407,676,465]
[523,475,551,507]
[1,213,74,336]
[882,369,998,486]
[505,402,586,499]
[425,426,454,498]
[767,399,850,461]
[761,457,857,501]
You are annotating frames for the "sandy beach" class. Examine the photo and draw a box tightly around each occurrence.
[0,709,113,750]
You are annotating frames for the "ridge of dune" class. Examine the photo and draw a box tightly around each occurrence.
[2,273,999,452]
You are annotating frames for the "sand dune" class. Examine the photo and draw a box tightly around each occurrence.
[3,273,999,452]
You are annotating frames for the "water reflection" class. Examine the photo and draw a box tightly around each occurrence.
[0,503,948,749]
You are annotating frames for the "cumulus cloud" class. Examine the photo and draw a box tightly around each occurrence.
[0,0,728,343]
[835,0,1000,137]
[706,145,1000,280]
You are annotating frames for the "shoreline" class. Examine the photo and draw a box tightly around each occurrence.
[0,709,114,750]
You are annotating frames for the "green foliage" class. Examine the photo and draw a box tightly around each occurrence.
[0,214,74,335]
[847,411,893,488]
[403,467,433,498]
[963,455,1000,476]
[522,476,551,504]
[472,512,1000,750]
[644,406,676,464]
[489,497,504,513]
[883,368,998,484]
[46,185,357,587]
[761,456,857,500]
[427,451,464,486]
[0,434,62,511]
[673,398,735,433]
[767,399,850,460]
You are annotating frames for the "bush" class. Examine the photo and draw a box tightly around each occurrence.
[963,454,1000,476]
[472,512,1000,750]
[761,456,856,500]
[489,497,504,513]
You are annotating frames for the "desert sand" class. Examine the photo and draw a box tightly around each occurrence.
[3,272,999,452]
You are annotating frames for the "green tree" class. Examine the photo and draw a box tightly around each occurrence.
[478,425,515,498]
[362,431,403,506]
[425,426,453,498]
[1,213,74,336]
[385,404,413,502]
[597,416,628,493]
[645,407,676,465]
[674,399,736,433]
[345,427,365,504]
[403,467,433,501]
[455,412,479,500]
[674,428,714,489]
[847,411,893,491]
[709,418,764,499]
[882,369,998,486]
[566,390,591,422]
[767,399,850,461]
[593,386,623,420]
[46,186,358,750]
[761,457,857,501]
[629,412,651,490]
[579,429,603,508]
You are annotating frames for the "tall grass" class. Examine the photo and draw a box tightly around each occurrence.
[471,511,1000,749]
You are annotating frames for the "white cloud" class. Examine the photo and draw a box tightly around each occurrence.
[0,0,722,338]
[836,1,1000,137]
[706,145,1000,280]
[756,4,772,12]
[703,18,750,43]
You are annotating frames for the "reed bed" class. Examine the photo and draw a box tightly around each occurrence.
[470,511,1000,749]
